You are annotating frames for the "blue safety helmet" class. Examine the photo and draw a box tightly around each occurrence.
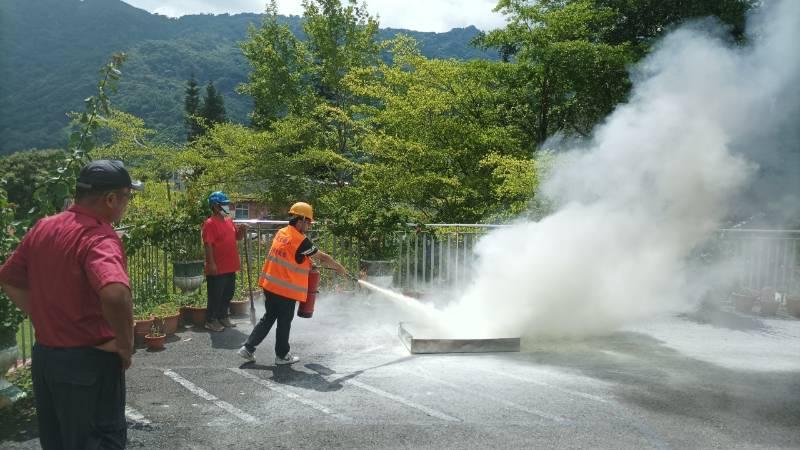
[208,191,230,206]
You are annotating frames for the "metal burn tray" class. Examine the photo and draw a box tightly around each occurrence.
[398,322,520,354]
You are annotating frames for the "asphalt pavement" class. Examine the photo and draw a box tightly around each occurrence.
[5,291,800,449]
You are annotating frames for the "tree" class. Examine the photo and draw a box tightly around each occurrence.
[302,0,380,105]
[0,149,65,218]
[477,0,634,148]
[184,74,202,142]
[239,1,314,128]
[318,36,534,257]
[239,0,380,131]
[477,0,756,148]
[200,81,226,128]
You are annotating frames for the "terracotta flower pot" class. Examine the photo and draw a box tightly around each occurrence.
[229,300,249,316]
[183,306,208,326]
[133,318,154,345]
[786,296,800,318]
[144,334,165,351]
[731,292,755,313]
[160,313,180,336]
[760,300,779,316]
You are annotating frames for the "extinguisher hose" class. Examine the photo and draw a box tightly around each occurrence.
[319,267,360,284]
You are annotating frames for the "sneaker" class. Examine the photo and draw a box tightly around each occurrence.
[204,320,224,332]
[275,353,300,365]
[237,346,255,363]
[219,317,236,328]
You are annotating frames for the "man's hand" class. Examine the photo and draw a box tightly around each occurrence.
[118,347,132,370]
[98,283,134,371]
[207,262,218,275]
[236,224,248,240]
[95,338,133,370]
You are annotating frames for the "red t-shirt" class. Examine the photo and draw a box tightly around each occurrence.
[0,205,130,347]
[201,216,241,275]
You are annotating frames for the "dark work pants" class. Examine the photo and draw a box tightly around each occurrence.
[206,272,236,321]
[244,290,297,358]
[32,344,126,450]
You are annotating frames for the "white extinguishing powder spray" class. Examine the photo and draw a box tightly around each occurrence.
[428,0,800,339]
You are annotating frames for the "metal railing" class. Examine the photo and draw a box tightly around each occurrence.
[391,226,800,297]
[713,229,800,293]
[13,224,800,365]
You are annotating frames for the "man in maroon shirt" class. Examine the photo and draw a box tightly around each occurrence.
[0,160,141,449]
[202,191,246,332]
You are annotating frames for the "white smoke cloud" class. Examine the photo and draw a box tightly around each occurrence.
[436,0,800,339]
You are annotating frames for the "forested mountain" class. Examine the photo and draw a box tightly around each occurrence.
[0,0,496,154]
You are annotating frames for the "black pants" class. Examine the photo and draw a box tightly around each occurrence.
[206,272,236,321]
[32,344,126,450]
[244,290,297,358]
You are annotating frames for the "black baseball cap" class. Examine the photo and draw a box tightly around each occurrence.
[76,160,144,192]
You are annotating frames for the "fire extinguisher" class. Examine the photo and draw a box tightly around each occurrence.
[297,267,320,318]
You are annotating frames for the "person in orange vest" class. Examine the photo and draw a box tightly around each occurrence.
[237,202,349,364]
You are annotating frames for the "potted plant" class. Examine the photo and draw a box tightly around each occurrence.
[172,233,206,293]
[731,288,757,313]
[175,291,207,327]
[0,294,26,408]
[229,285,254,316]
[758,287,779,316]
[0,188,27,408]
[123,194,208,293]
[133,302,155,347]
[152,302,181,336]
[786,290,800,318]
[144,318,166,351]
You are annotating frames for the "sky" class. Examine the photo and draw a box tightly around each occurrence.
[122,0,507,32]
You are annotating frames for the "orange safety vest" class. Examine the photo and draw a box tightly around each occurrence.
[259,225,312,302]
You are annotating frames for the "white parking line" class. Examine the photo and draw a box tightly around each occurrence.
[229,368,352,421]
[474,366,610,404]
[164,369,258,423]
[398,367,569,424]
[333,376,460,422]
[125,405,151,425]
[356,344,386,354]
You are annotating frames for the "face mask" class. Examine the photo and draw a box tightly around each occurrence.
[219,205,230,215]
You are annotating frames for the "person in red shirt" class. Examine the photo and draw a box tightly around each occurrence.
[0,159,142,449]
[202,191,246,332]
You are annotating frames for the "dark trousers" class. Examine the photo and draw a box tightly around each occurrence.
[206,272,236,321]
[244,290,297,358]
[32,344,126,450]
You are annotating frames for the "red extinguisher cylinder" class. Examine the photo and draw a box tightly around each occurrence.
[297,267,320,318]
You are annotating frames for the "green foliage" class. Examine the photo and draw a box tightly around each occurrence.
[147,317,165,337]
[151,302,180,317]
[31,53,128,219]
[477,0,755,147]
[200,81,227,126]
[239,2,315,128]
[302,0,381,104]
[185,75,203,142]
[0,365,37,443]
[123,192,207,259]
[0,149,66,219]
[0,187,26,346]
[1,0,493,154]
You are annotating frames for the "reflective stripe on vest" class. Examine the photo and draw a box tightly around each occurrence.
[265,255,310,275]
[259,272,307,295]
[258,226,312,302]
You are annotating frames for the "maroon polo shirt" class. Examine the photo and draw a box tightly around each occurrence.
[0,205,130,347]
